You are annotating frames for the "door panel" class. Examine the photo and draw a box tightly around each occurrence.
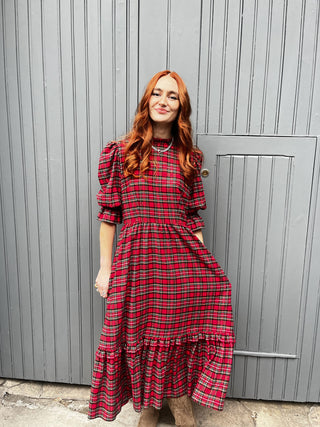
[198,135,316,358]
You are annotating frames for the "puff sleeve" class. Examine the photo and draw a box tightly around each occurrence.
[186,151,207,232]
[96,141,122,224]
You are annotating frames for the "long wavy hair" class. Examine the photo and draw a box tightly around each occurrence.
[123,70,203,184]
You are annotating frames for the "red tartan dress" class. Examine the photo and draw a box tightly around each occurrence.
[88,138,235,422]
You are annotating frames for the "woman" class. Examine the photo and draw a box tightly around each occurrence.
[88,70,235,427]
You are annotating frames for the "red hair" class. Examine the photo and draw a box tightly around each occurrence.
[123,70,203,184]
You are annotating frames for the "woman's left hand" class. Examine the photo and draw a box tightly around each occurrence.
[194,229,204,243]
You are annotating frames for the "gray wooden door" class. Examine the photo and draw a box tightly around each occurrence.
[198,134,317,400]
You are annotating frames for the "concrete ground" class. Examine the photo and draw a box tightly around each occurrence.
[1,378,320,426]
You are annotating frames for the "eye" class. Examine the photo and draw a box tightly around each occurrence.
[152,91,160,96]
[169,95,178,100]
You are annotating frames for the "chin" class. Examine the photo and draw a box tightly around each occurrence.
[151,115,174,124]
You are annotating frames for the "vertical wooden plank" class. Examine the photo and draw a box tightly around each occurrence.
[283,359,299,401]
[308,315,320,401]
[271,359,287,400]
[276,0,303,134]
[197,0,213,134]
[114,0,128,138]
[309,2,320,135]
[235,0,258,134]
[262,0,288,134]
[138,0,167,94]
[67,0,86,383]
[127,0,139,126]
[169,0,201,130]
[244,357,259,399]
[212,155,230,268]
[41,0,69,382]
[206,0,226,133]
[269,157,293,354]
[256,359,273,399]
[249,157,272,352]
[14,0,39,380]
[83,0,99,384]
[198,139,215,252]
[293,0,317,134]
[1,0,24,379]
[235,156,259,350]
[0,1,13,375]
[248,0,273,134]
[0,177,10,377]
[72,0,92,383]
[225,156,244,332]
[258,157,283,352]
[219,0,242,133]
[229,355,245,397]
[28,0,56,381]
[100,0,115,141]
[23,0,46,381]
[58,0,81,383]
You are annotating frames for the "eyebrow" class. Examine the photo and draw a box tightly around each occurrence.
[153,87,179,97]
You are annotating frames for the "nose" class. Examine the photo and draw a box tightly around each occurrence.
[158,93,167,106]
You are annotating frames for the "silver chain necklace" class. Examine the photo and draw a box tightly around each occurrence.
[152,138,173,153]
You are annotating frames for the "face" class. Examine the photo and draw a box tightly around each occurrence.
[149,75,180,125]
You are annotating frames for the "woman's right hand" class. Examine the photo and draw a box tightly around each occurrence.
[95,267,111,298]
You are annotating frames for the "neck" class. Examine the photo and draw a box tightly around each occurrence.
[152,123,173,139]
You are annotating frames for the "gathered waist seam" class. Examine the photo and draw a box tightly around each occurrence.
[123,218,187,227]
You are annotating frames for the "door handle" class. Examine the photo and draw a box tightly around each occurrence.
[201,168,210,178]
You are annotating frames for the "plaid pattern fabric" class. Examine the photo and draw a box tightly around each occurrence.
[88,139,235,421]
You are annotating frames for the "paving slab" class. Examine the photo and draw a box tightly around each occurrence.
[2,381,43,399]
[41,383,90,401]
[1,378,320,426]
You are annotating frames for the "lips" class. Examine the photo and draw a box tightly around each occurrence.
[155,108,168,114]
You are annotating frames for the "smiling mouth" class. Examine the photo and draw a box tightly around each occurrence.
[155,108,168,114]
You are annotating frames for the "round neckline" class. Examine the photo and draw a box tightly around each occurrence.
[152,137,173,149]
[152,137,173,143]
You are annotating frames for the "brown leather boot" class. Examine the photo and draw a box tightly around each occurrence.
[167,395,197,427]
[137,406,160,427]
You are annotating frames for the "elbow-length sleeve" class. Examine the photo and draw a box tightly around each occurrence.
[96,141,122,224]
[186,151,207,232]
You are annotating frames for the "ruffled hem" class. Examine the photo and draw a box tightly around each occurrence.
[186,211,205,231]
[99,331,235,354]
[88,333,234,421]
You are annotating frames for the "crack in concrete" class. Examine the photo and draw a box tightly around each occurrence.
[2,392,90,416]
[238,400,257,426]
[59,398,89,415]
[3,380,25,390]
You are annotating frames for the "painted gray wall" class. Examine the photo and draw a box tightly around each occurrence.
[0,0,319,401]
